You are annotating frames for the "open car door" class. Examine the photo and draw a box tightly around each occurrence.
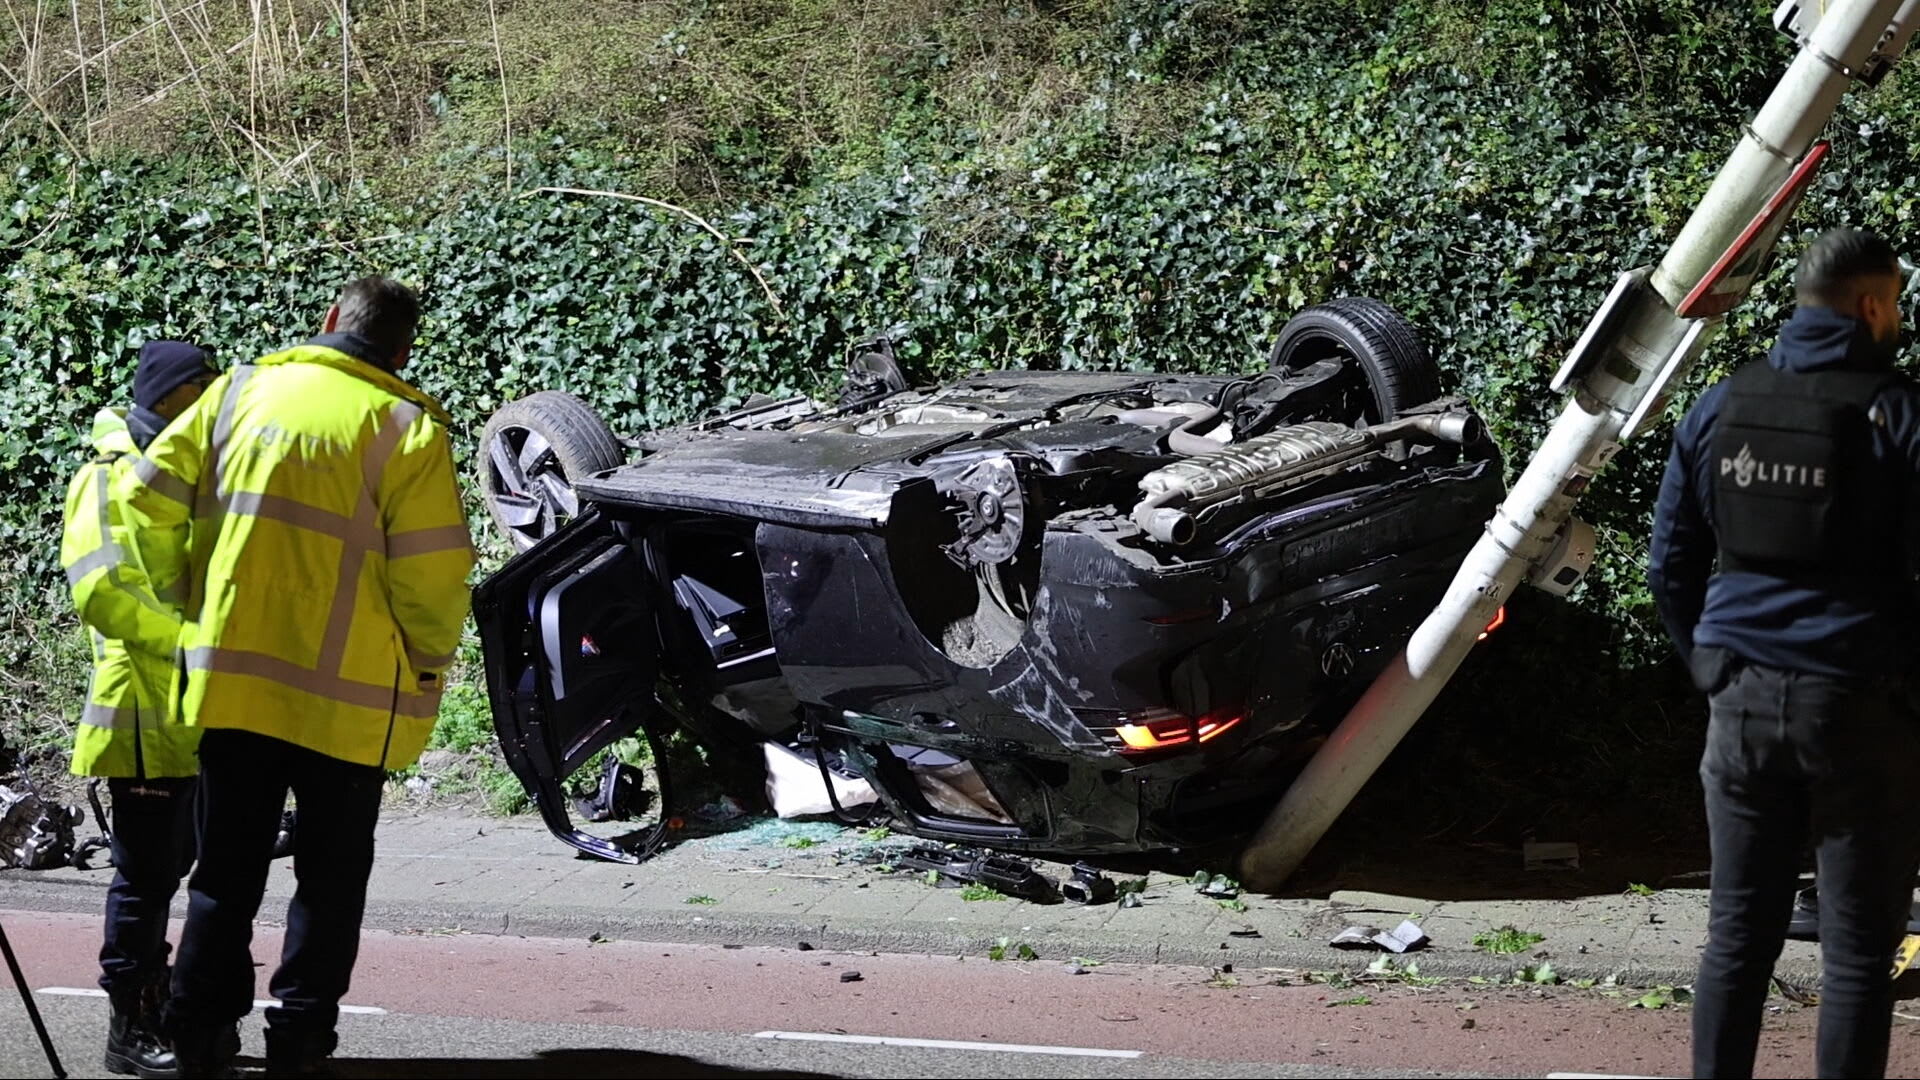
[473,505,669,863]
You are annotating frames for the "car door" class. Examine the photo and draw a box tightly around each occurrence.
[472,505,664,862]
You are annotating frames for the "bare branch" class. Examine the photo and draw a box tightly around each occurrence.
[340,0,352,182]
[67,0,87,131]
[150,0,238,166]
[0,55,80,155]
[486,0,510,195]
[531,186,787,318]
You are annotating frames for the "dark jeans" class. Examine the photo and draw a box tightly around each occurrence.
[1692,655,1920,1079]
[99,776,197,1004]
[167,729,384,1057]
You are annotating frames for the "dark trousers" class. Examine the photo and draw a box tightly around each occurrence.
[99,776,196,1004]
[167,729,384,1056]
[1692,656,1920,1079]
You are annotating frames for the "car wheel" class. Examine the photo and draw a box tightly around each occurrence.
[478,391,624,551]
[1266,297,1441,422]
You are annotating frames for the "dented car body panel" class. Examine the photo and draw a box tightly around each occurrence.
[476,330,1507,863]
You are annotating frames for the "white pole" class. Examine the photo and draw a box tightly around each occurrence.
[1240,0,1910,891]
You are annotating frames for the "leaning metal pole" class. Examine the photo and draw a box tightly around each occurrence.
[1241,0,1920,891]
[0,917,66,1078]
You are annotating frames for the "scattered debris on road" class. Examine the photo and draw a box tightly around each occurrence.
[0,780,100,870]
[987,938,1038,962]
[1192,871,1241,899]
[898,844,1060,903]
[1330,920,1429,953]
[1512,961,1560,986]
[1061,863,1117,905]
[1772,974,1819,1007]
[1629,985,1693,1010]
[1473,925,1545,955]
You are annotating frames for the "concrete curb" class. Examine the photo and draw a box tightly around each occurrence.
[0,872,1810,990]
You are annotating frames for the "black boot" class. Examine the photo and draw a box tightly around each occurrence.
[264,1026,338,1078]
[265,1056,336,1079]
[104,998,179,1079]
[170,1025,241,1080]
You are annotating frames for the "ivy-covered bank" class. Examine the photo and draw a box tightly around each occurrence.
[5,1,1919,830]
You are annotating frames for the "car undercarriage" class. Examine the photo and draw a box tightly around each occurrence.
[472,298,1506,864]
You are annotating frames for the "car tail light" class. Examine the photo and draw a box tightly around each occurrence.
[1113,707,1243,754]
[1477,606,1507,643]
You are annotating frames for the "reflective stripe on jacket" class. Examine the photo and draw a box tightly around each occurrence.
[62,408,196,778]
[123,342,475,769]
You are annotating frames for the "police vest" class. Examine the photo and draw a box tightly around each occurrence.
[1710,361,1903,578]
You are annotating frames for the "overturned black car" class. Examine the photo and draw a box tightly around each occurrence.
[472,298,1507,863]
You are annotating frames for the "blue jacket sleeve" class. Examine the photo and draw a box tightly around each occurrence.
[1648,389,1720,665]
[1863,380,1920,577]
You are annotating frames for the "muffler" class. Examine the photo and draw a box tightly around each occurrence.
[1131,410,1479,547]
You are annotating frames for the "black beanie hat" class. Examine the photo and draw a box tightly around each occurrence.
[133,340,216,410]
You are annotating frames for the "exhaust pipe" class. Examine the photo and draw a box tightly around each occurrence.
[1132,410,1479,547]
[1394,410,1481,445]
[1138,505,1197,546]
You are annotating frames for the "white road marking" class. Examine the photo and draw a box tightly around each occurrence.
[38,987,386,1016]
[753,1030,1142,1059]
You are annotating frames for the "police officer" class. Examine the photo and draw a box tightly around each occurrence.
[61,340,216,1078]
[122,277,474,1077]
[1650,226,1920,1079]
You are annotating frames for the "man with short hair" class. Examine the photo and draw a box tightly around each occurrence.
[1650,226,1920,1078]
[63,339,216,1078]
[124,277,474,1077]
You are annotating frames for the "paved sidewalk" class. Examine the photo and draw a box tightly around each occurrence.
[0,809,1817,987]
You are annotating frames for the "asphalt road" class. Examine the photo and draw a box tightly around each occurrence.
[0,909,1890,1079]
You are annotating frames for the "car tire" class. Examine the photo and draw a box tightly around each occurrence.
[478,391,624,551]
[1266,297,1441,420]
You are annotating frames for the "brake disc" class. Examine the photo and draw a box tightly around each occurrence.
[945,457,1024,567]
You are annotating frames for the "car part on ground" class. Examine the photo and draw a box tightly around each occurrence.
[574,758,652,824]
[1061,863,1118,905]
[897,844,1062,904]
[0,782,91,870]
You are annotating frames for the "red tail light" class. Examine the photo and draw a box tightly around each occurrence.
[1477,606,1507,642]
[1114,707,1244,754]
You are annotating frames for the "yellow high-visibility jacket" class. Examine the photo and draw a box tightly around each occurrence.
[122,339,475,770]
[61,409,197,778]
